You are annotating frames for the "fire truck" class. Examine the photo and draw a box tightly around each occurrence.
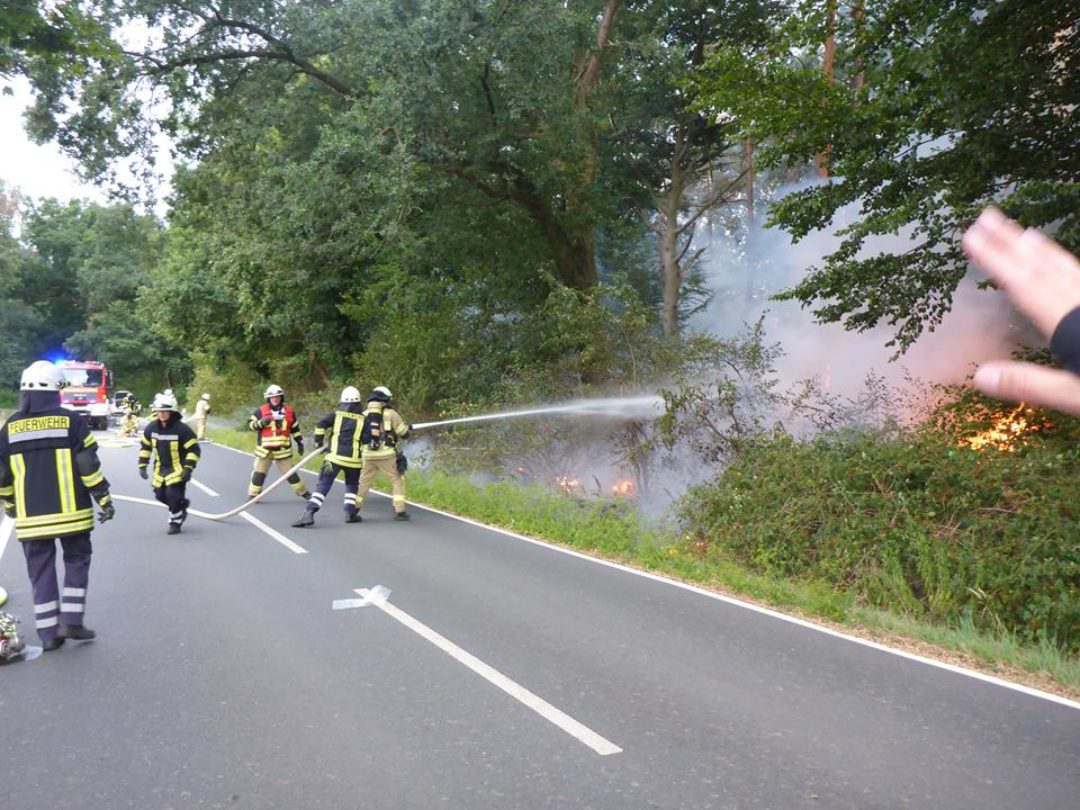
[56,360,114,430]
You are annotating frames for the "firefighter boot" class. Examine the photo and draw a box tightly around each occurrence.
[167,523,181,535]
[345,508,362,524]
[42,636,65,652]
[292,508,316,529]
[394,512,411,521]
[59,624,96,641]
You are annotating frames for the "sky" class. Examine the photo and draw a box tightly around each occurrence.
[0,77,106,206]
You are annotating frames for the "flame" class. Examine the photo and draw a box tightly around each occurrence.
[611,478,637,497]
[964,403,1048,452]
[555,475,582,494]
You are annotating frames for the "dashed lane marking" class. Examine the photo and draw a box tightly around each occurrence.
[354,587,622,756]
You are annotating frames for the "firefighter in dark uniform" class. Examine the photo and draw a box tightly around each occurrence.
[139,392,200,535]
[248,384,310,501]
[354,386,412,520]
[292,386,365,527]
[0,360,115,651]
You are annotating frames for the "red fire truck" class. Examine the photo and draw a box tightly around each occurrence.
[56,360,114,430]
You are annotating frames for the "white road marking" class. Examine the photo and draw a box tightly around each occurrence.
[0,514,12,566]
[354,587,622,756]
[240,512,308,555]
[189,478,220,497]
[111,494,309,555]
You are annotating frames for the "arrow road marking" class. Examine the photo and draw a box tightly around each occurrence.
[353,587,622,756]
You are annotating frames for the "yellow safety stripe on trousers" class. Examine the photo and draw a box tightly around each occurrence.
[17,512,94,539]
[55,448,76,516]
[254,446,293,460]
[10,454,27,519]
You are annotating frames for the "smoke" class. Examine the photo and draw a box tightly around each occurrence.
[691,179,1039,399]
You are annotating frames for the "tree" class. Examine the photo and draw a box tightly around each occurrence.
[610,0,781,337]
[692,0,1080,350]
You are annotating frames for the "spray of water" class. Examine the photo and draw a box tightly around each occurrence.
[411,395,664,431]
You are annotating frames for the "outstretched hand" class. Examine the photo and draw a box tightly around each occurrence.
[963,208,1080,418]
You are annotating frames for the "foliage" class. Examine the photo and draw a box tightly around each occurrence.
[691,0,1080,350]
[679,397,1080,652]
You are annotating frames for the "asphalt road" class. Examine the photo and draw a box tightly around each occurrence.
[1,438,1078,810]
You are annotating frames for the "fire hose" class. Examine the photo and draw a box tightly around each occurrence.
[112,446,328,522]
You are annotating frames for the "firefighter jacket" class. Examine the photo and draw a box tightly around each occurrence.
[193,399,211,420]
[139,414,200,487]
[313,403,366,469]
[0,404,112,541]
[249,403,302,460]
[359,402,411,461]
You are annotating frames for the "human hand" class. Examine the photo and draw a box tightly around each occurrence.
[138,467,149,480]
[97,502,115,523]
[259,417,272,428]
[180,468,193,484]
[963,207,1080,417]
[296,438,305,455]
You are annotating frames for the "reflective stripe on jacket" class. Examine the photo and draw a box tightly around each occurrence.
[139,416,200,486]
[249,403,301,458]
[0,410,100,540]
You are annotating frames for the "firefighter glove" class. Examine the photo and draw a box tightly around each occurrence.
[259,417,273,428]
[320,460,334,477]
[396,454,408,475]
[138,467,149,480]
[180,468,193,484]
[97,502,115,523]
[2,501,14,519]
[296,438,305,455]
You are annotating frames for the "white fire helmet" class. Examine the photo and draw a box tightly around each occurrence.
[264,384,285,400]
[372,386,392,400]
[201,393,210,401]
[20,360,64,391]
[340,386,362,403]
[152,393,178,412]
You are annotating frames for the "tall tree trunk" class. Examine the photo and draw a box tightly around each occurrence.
[815,0,837,178]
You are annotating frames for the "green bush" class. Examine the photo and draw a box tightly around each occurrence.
[679,419,1080,652]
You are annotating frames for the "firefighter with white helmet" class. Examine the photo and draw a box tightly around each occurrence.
[191,392,211,441]
[0,360,115,651]
[138,392,200,535]
[247,384,310,501]
[353,386,412,520]
[292,385,365,527]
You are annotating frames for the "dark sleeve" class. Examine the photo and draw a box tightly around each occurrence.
[0,427,12,500]
[1050,306,1080,374]
[181,424,201,468]
[138,424,153,468]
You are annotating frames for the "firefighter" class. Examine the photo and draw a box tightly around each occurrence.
[354,386,412,520]
[139,392,200,535]
[248,384,310,501]
[292,386,365,527]
[118,394,140,437]
[192,392,211,441]
[0,360,115,651]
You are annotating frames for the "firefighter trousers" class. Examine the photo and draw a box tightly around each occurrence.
[154,483,190,527]
[250,454,310,498]
[357,456,407,515]
[304,462,361,515]
[22,532,92,642]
